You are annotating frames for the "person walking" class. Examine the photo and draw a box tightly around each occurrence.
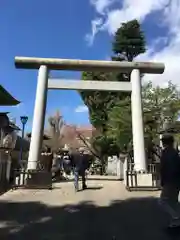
[71,148,87,192]
[62,146,72,180]
[159,134,180,228]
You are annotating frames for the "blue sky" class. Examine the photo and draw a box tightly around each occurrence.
[0,0,179,132]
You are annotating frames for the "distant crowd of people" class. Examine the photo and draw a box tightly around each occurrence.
[52,147,92,192]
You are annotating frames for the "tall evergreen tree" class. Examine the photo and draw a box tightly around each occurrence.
[79,19,146,172]
[113,19,146,62]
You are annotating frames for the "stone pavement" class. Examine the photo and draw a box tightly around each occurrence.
[0,176,176,239]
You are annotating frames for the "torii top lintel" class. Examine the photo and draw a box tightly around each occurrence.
[14,56,165,74]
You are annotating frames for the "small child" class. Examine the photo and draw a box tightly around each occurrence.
[159,134,180,228]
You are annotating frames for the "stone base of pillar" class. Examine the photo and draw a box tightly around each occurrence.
[26,171,52,189]
[124,172,161,191]
[13,169,52,190]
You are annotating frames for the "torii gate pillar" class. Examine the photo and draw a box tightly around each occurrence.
[27,65,48,170]
[131,69,146,171]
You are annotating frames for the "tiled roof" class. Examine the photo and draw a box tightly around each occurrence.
[0,85,20,106]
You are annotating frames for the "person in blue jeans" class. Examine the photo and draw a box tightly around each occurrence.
[71,149,87,192]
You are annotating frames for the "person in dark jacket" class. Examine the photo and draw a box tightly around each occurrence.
[71,148,87,192]
[159,134,180,228]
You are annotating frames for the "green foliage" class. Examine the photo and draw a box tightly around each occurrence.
[113,19,146,61]
[107,81,180,148]
[80,71,122,132]
[92,135,119,156]
[79,18,180,170]
[79,18,180,165]
[142,81,180,134]
[107,97,132,149]
[79,19,147,161]
[80,24,140,163]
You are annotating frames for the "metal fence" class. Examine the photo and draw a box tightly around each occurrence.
[12,168,52,190]
[12,156,53,190]
[126,155,161,191]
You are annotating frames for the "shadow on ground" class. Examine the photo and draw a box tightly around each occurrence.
[0,196,178,239]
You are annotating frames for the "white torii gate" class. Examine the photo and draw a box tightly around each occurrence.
[15,57,165,172]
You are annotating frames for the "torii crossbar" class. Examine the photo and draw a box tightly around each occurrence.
[15,56,165,171]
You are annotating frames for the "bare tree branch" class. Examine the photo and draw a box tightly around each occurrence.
[48,110,64,151]
[73,126,101,160]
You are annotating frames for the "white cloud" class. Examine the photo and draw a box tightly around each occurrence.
[87,0,180,87]
[138,36,180,86]
[85,18,103,46]
[105,0,170,34]
[90,0,115,15]
[87,0,169,42]
[75,105,89,113]
[136,0,180,86]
